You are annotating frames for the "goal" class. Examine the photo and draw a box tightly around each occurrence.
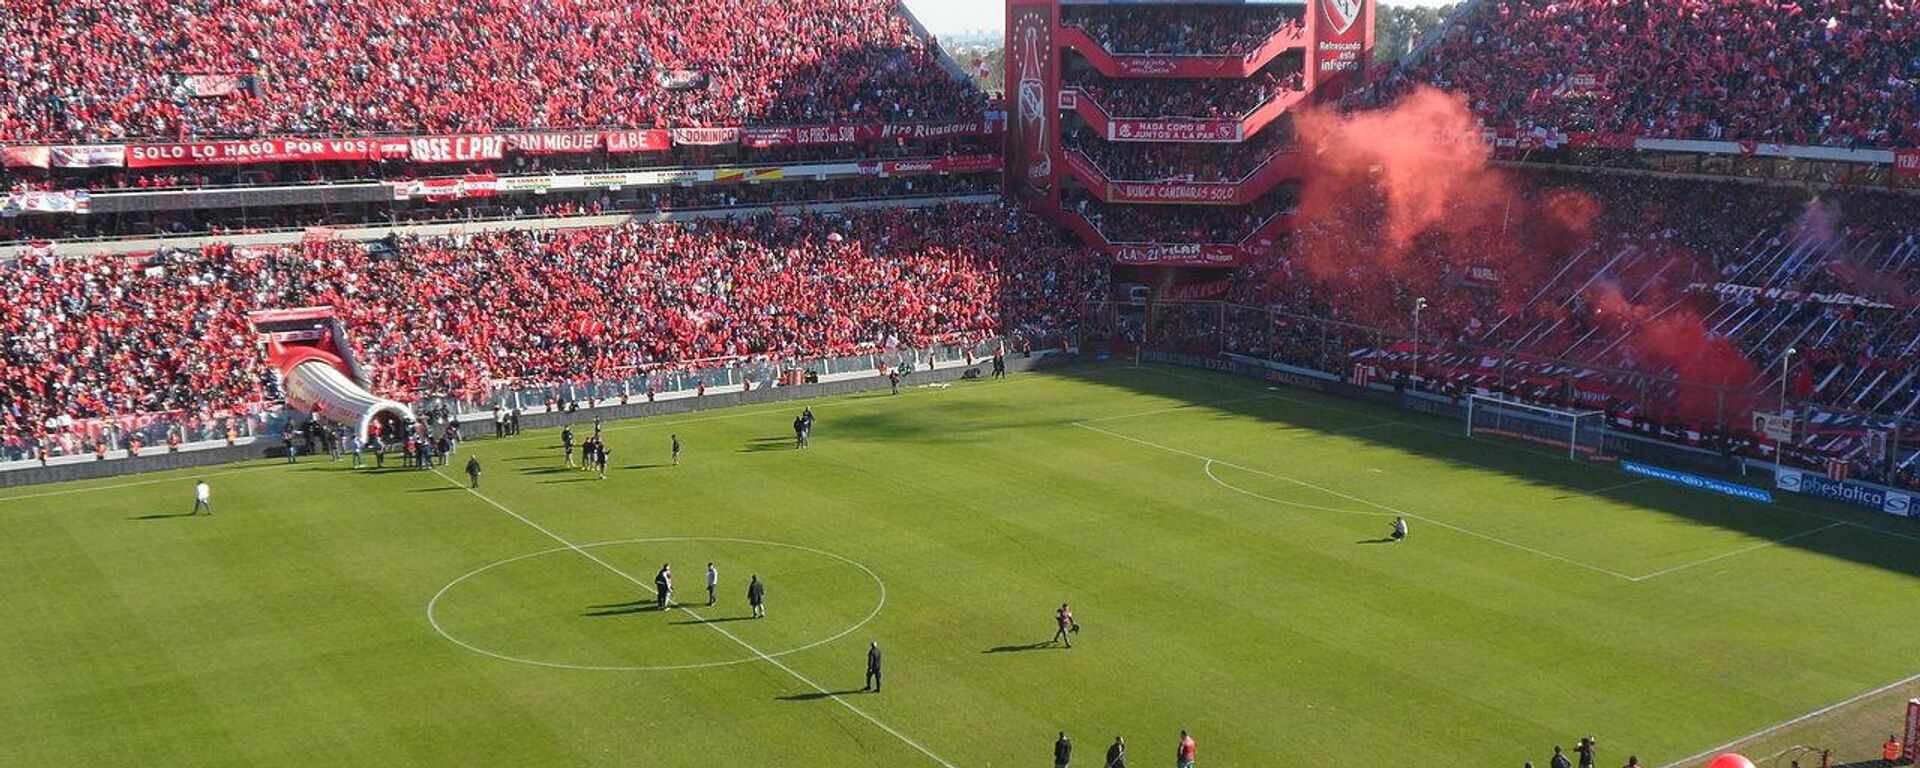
[1466,394,1608,461]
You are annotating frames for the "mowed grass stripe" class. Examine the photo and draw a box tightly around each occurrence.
[2,364,1919,767]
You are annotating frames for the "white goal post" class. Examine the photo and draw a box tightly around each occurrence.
[1465,394,1608,461]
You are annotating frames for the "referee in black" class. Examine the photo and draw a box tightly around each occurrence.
[863,641,883,692]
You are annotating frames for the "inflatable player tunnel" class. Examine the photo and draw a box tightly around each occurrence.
[248,307,415,443]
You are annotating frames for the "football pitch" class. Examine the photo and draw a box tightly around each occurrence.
[6,362,1920,767]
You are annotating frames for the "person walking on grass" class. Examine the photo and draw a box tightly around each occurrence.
[562,425,576,468]
[1054,732,1073,768]
[191,480,212,515]
[465,456,482,489]
[655,564,674,611]
[1053,603,1075,648]
[672,434,682,466]
[1390,517,1408,542]
[1105,736,1126,768]
[1176,731,1196,768]
[748,575,765,618]
[705,562,718,606]
[863,641,883,692]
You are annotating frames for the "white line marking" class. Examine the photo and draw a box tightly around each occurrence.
[430,469,957,768]
[1327,421,1404,436]
[1076,394,1275,424]
[0,461,284,503]
[426,537,886,672]
[1130,364,1920,558]
[1628,523,1845,582]
[1075,421,1641,581]
[1203,460,1376,517]
[1658,667,1920,768]
[1584,479,1653,495]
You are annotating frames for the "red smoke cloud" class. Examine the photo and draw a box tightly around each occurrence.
[1283,86,1757,420]
[1583,283,1759,420]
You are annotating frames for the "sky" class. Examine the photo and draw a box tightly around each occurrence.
[903,0,1450,36]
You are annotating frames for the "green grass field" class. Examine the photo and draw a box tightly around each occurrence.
[6,362,1920,768]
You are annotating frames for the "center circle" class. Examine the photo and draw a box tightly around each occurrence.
[427,537,885,672]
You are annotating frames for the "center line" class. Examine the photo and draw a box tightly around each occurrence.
[429,468,957,768]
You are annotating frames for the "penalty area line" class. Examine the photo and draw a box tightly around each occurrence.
[427,468,957,768]
[1073,421,1641,582]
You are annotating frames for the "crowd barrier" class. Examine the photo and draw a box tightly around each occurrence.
[0,340,1064,488]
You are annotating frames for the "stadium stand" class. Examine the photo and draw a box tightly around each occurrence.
[1065,58,1303,119]
[1219,170,1920,487]
[1061,4,1304,56]
[0,203,1105,461]
[1064,126,1293,183]
[1398,0,1920,148]
[0,0,983,141]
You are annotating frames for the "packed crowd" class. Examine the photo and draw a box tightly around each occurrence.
[1217,169,1920,486]
[1397,0,1920,147]
[1069,186,1298,243]
[1066,57,1303,119]
[0,203,1106,460]
[0,0,984,142]
[0,173,997,244]
[5,136,1003,193]
[1061,4,1303,57]
[1064,125,1294,183]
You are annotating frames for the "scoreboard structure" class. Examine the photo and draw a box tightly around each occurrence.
[1007,0,1373,292]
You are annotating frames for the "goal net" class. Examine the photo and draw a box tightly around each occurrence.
[1466,394,1608,461]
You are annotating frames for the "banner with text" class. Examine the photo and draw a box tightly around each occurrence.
[127,137,410,168]
[506,131,604,155]
[1776,469,1913,517]
[1107,118,1241,143]
[604,129,672,154]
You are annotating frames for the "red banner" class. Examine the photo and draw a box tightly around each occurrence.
[604,129,672,153]
[505,131,603,154]
[182,74,245,98]
[940,154,1003,173]
[1108,119,1240,143]
[1898,149,1920,176]
[1108,181,1239,204]
[127,137,408,168]
[3,146,51,169]
[405,135,506,163]
[1313,0,1370,77]
[671,127,741,146]
[873,120,992,141]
